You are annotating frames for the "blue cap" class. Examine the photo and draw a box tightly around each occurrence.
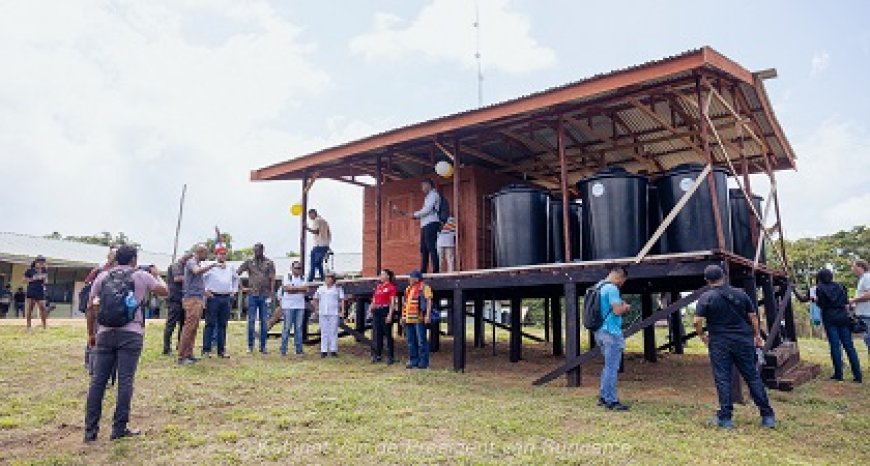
[409,270,423,279]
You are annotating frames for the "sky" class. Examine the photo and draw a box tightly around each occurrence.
[1,0,869,258]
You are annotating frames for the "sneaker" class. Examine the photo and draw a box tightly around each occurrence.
[710,418,734,429]
[597,397,606,407]
[371,356,381,363]
[247,348,253,354]
[218,354,230,359]
[605,402,630,411]
[178,358,197,366]
[387,357,395,365]
[110,428,141,440]
[295,351,304,356]
[321,352,328,358]
[829,375,844,381]
[202,352,212,358]
[162,350,171,356]
[406,363,416,369]
[187,356,200,362]
[330,352,338,358]
[83,432,97,443]
[260,350,269,355]
[853,378,863,384]
[761,416,776,429]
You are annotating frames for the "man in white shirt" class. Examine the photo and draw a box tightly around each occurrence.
[306,209,332,282]
[393,179,442,273]
[849,259,870,356]
[202,247,239,358]
[312,271,346,358]
[280,261,308,356]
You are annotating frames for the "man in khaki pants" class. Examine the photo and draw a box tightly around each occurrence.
[178,244,217,365]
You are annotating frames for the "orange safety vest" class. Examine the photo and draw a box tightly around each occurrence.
[402,283,430,324]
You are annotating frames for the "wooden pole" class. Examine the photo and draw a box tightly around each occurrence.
[300,173,309,274]
[453,138,462,272]
[697,75,727,251]
[668,291,685,354]
[552,295,563,356]
[375,154,383,274]
[642,292,656,362]
[543,298,551,343]
[453,288,466,372]
[473,296,484,348]
[170,184,187,264]
[564,282,580,386]
[558,117,573,261]
[509,296,522,362]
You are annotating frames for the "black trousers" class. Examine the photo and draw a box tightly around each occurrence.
[371,307,395,359]
[163,300,184,354]
[709,336,774,420]
[85,330,143,438]
[419,222,441,273]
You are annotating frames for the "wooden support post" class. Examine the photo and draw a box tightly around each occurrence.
[642,292,657,363]
[452,288,466,372]
[552,295,563,356]
[564,282,581,386]
[430,296,441,353]
[445,297,454,336]
[558,117,573,261]
[543,298,551,343]
[760,274,778,343]
[669,291,685,354]
[299,173,309,273]
[453,138,462,272]
[509,296,522,362]
[697,75,727,251]
[783,291,797,343]
[473,296,485,348]
[375,154,383,273]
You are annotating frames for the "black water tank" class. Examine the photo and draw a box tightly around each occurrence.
[577,167,649,260]
[647,186,665,255]
[655,164,732,253]
[549,199,582,263]
[491,185,549,267]
[729,189,765,263]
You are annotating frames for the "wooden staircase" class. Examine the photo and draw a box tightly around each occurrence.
[761,342,820,391]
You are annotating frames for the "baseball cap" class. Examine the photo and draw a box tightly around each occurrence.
[409,270,423,279]
[703,265,725,282]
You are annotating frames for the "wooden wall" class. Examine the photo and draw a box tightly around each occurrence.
[362,166,522,276]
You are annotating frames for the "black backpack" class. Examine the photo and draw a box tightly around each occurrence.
[582,281,609,331]
[97,269,137,327]
[437,193,450,225]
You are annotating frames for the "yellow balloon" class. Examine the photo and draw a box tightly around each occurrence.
[435,160,454,178]
[290,203,303,216]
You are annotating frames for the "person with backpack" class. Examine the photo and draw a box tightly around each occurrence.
[402,270,433,369]
[84,245,168,442]
[815,268,863,383]
[692,265,776,429]
[585,265,631,411]
[392,179,447,274]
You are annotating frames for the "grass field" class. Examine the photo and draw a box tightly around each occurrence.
[0,319,867,465]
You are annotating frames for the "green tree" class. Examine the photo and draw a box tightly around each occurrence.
[45,231,140,248]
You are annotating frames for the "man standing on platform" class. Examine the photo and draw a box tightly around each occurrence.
[393,179,441,274]
[178,245,218,365]
[202,246,239,358]
[305,209,332,282]
[402,270,433,369]
[594,266,631,411]
[237,243,276,354]
[693,265,775,429]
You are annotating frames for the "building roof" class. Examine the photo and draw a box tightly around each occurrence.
[251,46,795,189]
[0,232,363,276]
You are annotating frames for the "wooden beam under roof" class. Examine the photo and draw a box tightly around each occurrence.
[565,114,660,172]
[627,96,706,158]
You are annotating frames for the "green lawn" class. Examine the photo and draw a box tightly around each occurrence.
[0,320,867,465]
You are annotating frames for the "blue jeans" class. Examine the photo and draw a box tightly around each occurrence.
[247,296,270,352]
[861,316,870,354]
[823,321,863,380]
[406,323,430,368]
[594,330,625,404]
[708,336,774,421]
[203,295,232,355]
[281,308,306,355]
[308,246,329,282]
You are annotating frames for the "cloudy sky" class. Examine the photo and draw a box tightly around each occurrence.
[1,0,868,257]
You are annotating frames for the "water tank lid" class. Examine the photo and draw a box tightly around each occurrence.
[492,184,547,197]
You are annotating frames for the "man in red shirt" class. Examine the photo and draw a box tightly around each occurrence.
[370,269,398,364]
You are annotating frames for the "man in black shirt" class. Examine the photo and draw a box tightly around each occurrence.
[693,265,775,429]
[162,253,190,355]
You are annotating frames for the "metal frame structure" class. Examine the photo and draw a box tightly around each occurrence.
[252,47,815,389]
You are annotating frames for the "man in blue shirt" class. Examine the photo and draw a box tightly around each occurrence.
[595,266,631,411]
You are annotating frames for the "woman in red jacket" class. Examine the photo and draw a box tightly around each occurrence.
[370,269,397,364]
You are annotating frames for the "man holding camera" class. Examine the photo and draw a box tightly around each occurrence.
[84,245,168,442]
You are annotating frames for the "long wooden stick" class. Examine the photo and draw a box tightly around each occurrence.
[171,184,187,264]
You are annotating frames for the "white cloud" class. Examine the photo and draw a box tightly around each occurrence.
[349,0,556,74]
[810,51,830,76]
[759,119,870,239]
[0,0,360,256]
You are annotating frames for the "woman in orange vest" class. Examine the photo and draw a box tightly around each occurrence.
[402,270,433,369]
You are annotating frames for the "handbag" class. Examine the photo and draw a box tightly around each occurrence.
[849,314,869,334]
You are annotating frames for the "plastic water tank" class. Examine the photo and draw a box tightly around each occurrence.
[655,164,732,253]
[729,189,765,263]
[491,185,549,267]
[577,167,649,260]
[549,199,582,263]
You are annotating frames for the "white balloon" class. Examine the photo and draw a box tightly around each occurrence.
[435,161,453,177]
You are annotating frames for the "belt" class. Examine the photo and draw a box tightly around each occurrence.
[210,293,233,297]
